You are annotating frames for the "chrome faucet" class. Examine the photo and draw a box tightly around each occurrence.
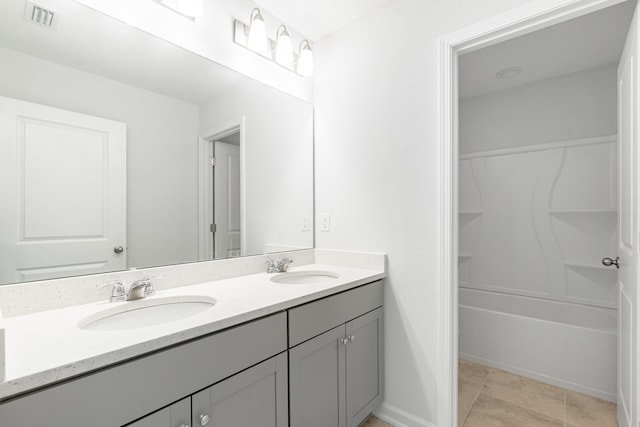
[125,276,155,301]
[99,276,155,302]
[266,257,294,273]
[98,280,126,302]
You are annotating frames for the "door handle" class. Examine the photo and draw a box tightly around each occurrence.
[113,246,124,254]
[601,257,619,269]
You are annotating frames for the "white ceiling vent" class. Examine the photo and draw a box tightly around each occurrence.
[24,1,59,29]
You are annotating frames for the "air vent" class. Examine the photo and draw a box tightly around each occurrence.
[24,1,58,29]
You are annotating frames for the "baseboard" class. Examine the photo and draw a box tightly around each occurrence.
[374,401,436,427]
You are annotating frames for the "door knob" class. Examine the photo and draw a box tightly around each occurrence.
[113,246,124,254]
[602,257,619,269]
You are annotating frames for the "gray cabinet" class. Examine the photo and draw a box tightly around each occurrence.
[0,312,287,427]
[125,352,288,427]
[191,352,288,427]
[345,308,384,427]
[289,325,346,427]
[289,282,384,427]
[0,281,383,427]
[125,398,190,427]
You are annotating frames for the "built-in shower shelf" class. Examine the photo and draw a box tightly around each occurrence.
[459,211,482,228]
[564,261,617,271]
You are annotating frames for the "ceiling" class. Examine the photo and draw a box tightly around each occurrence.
[459,0,636,99]
[0,0,245,105]
[253,0,397,40]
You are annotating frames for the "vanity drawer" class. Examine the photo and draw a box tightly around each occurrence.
[288,280,383,347]
[0,312,287,427]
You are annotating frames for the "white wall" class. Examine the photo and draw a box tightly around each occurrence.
[199,80,314,255]
[460,64,617,154]
[313,0,543,425]
[75,0,313,102]
[0,48,200,269]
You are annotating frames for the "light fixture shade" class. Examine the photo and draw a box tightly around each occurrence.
[297,40,313,76]
[248,8,269,55]
[275,25,294,66]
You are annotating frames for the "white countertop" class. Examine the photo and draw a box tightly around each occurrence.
[0,264,384,401]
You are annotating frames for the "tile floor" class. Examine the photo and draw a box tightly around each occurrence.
[459,359,618,427]
[361,359,617,427]
[361,415,395,427]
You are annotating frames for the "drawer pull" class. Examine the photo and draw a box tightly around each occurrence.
[199,414,210,426]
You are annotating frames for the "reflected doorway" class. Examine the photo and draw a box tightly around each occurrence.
[198,119,245,261]
[212,133,241,259]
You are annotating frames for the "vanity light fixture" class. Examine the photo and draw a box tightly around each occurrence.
[233,8,314,76]
[154,0,204,19]
[247,8,269,55]
[296,40,314,77]
[274,25,294,66]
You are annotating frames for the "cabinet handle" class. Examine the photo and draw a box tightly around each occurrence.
[339,338,350,346]
[199,414,210,426]
[180,424,191,427]
[348,335,355,342]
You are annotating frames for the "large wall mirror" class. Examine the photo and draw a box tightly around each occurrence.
[0,0,314,286]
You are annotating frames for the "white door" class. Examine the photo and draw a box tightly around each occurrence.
[213,141,241,259]
[0,96,127,284]
[617,6,639,427]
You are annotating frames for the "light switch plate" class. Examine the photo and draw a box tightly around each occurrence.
[320,213,331,232]
[301,213,310,231]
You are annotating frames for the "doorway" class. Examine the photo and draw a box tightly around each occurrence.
[438,0,638,426]
[198,119,245,261]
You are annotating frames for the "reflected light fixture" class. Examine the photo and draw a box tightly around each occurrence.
[154,0,204,19]
[297,40,313,77]
[247,8,269,55]
[274,25,294,66]
[233,8,314,76]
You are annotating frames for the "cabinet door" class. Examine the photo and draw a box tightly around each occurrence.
[191,352,288,427]
[346,307,384,427]
[289,324,347,427]
[124,397,190,427]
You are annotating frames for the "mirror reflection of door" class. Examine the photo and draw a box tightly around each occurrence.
[212,133,241,259]
[0,96,127,284]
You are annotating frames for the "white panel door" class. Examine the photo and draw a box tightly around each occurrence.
[617,7,639,427]
[0,96,126,284]
[213,141,241,259]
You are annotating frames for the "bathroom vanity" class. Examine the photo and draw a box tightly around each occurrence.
[0,257,384,427]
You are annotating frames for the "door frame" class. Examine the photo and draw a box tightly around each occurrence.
[197,117,246,260]
[437,0,630,425]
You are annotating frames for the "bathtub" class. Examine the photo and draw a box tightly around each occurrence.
[459,287,617,401]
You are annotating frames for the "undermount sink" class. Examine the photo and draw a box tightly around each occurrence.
[270,270,340,285]
[78,295,217,331]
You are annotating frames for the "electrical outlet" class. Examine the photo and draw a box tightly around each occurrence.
[320,213,331,232]
[301,213,310,231]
